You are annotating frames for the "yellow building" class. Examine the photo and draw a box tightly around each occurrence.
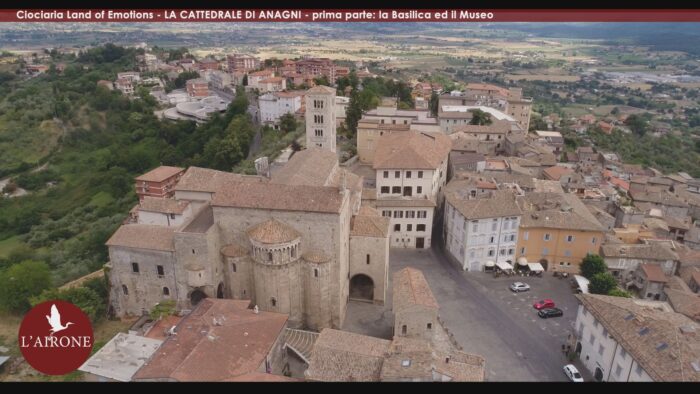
[516,192,605,274]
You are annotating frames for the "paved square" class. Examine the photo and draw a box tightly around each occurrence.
[343,247,594,382]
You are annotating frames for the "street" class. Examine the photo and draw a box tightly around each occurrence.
[343,247,593,382]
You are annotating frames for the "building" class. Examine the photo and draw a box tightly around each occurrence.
[373,131,452,249]
[444,188,522,272]
[257,77,286,93]
[106,148,388,333]
[79,333,162,382]
[163,96,231,123]
[258,91,303,128]
[115,78,134,95]
[572,294,700,382]
[197,57,219,72]
[356,119,411,163]
[305,85,337,152]
[516,192,605,272]
[247,69,275,89]
[630,190,690,219]
[361,106,439,133]
[393,267,438,342]
[600,243,679,286]
[349,206,390,305]
[185,78,209,98]
[134,166,185,203]
[117,71,141,83]
[438,105,519,135]
[295,58,336,82]
[634,264,670,301]
[132,299,293,381]
[208,70,232,90]
[227,53,260,73]
[304,267,485,382]
[135,197,193,227]
[439,84,533,131]
[533,130,564,156]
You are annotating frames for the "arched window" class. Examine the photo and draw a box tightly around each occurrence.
[268,252,273,261]
[271,298,277,307]
[291,247,296,258]
[232,263,237,273]
[314,269,319,278]
[163,287,170,296]
[122,285,129,295]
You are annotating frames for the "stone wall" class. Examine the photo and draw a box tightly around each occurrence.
[394,305,438,343]
[349,234,389,305]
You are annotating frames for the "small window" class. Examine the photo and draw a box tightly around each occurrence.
[157,265,164,276]
[407,224,413,231]
[418,171,423,178]
[417,211,427,219]
[566,235,574,242]
[592,237,597,244]
[192,249,196,254]
[417,224,426,232]
[620,348,627,359]
[131,262,140,273]
[427,323,432,329]
[406,171,412,179]
[383,171,389,178]
[520,247,526,254]
[488,250,495,257]
[314,269,319,278]
[366,254,370,265]
[544,234,551,241]
[417,186,422,194]
[543,248,549,255]
[271,298,277,307]
[232,263,237,273]
[381,186,390,194]
[163,287,170,296]
[395,171,400,178]
[122,285,129,295]
[635,364,643,375]
[394,224,401,232]
[392,186,401,194]
[402,325,407,335]
[598,344,605,356]
[268,252,273,261]
[489,236,495,244]
[169,213,176,219]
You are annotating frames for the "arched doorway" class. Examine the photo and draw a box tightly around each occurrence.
[190,289,207,306]
[217,283,225,299]
[575,342,582,355]
[594,367,604,382]
[539,259,549,271]
[349,274,374,301]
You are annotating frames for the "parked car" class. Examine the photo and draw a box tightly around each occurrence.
[538,308,564,318]
[563,364,584,382]
[509,282,531,292]
[533,299,555,310]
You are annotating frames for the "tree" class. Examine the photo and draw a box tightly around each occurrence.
[279,113,297,134]
[625,114,649,137]
[589,272,617,295]
[0,260,52,313]
[313,75,330,87]
[30,286,105,323]
[580,254,607,280]
[607,288,633,298]
[429,91,439,117]
[345,89,363,135]
[469,109,493,126]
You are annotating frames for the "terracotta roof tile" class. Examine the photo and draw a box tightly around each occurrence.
[135,166,184,182]
[220,243,248,258]
[106,224,175,252]
[393,268,439,312]
[247,219,301,244]
[212,181,345,213]
[139,197,189,215]
[373,131,451,170]
[271,148,338,187]
[174,166,267,193]
[305,329,391,381]
[640,264,669,283]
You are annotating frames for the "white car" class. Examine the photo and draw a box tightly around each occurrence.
[509,282,530,292]
[563,364,584,382]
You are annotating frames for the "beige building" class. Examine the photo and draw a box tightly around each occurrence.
[516,192,605,272]
[106,148,389,332]
[393,267,438,342]
[305,85,337,152]
[373,131,452,249]
[356,119,410,164]
[439,84,533,131]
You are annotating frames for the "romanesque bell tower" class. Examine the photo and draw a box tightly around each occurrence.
[305,85,337,153]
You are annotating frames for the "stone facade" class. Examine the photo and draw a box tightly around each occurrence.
[107,150,390,332]
[305,85,337,152]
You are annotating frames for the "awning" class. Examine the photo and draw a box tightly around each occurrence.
[517,257,528,266]
[485,260,496,267]
[528,263,545,272]
[496,261,514,271]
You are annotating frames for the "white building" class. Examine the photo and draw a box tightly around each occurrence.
[438,105,516,134]
[305,85,337,152]
[258,91,303,128]
[600,243,679,285]
[335,96,349,127]
[117,71,141,83]
[443,188,522,271]
[362,106,440,133]
[137,197,194,228]
[208,70,232,90]
[373,131,452,249]
[573,294,700,382]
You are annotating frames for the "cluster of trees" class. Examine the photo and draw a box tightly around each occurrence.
[342,73,414,135]
[580,254,632,297]
[0,44,261,306]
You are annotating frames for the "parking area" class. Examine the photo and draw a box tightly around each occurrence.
[342,247,593,382]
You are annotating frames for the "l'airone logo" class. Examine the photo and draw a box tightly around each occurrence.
[18,300,94,375]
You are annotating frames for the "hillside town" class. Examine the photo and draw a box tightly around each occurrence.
[1,37,700,382]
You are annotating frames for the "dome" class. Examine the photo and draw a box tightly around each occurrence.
[221,243,248,258]
[247,219,301,245]
[302,250,330,264]
[517,257,528,266]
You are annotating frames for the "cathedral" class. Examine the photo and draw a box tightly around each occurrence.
[106,148,390,330]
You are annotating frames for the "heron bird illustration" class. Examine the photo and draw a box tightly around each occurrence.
[45,304,74,336]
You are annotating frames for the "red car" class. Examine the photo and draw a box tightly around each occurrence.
[533,299,555,310]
